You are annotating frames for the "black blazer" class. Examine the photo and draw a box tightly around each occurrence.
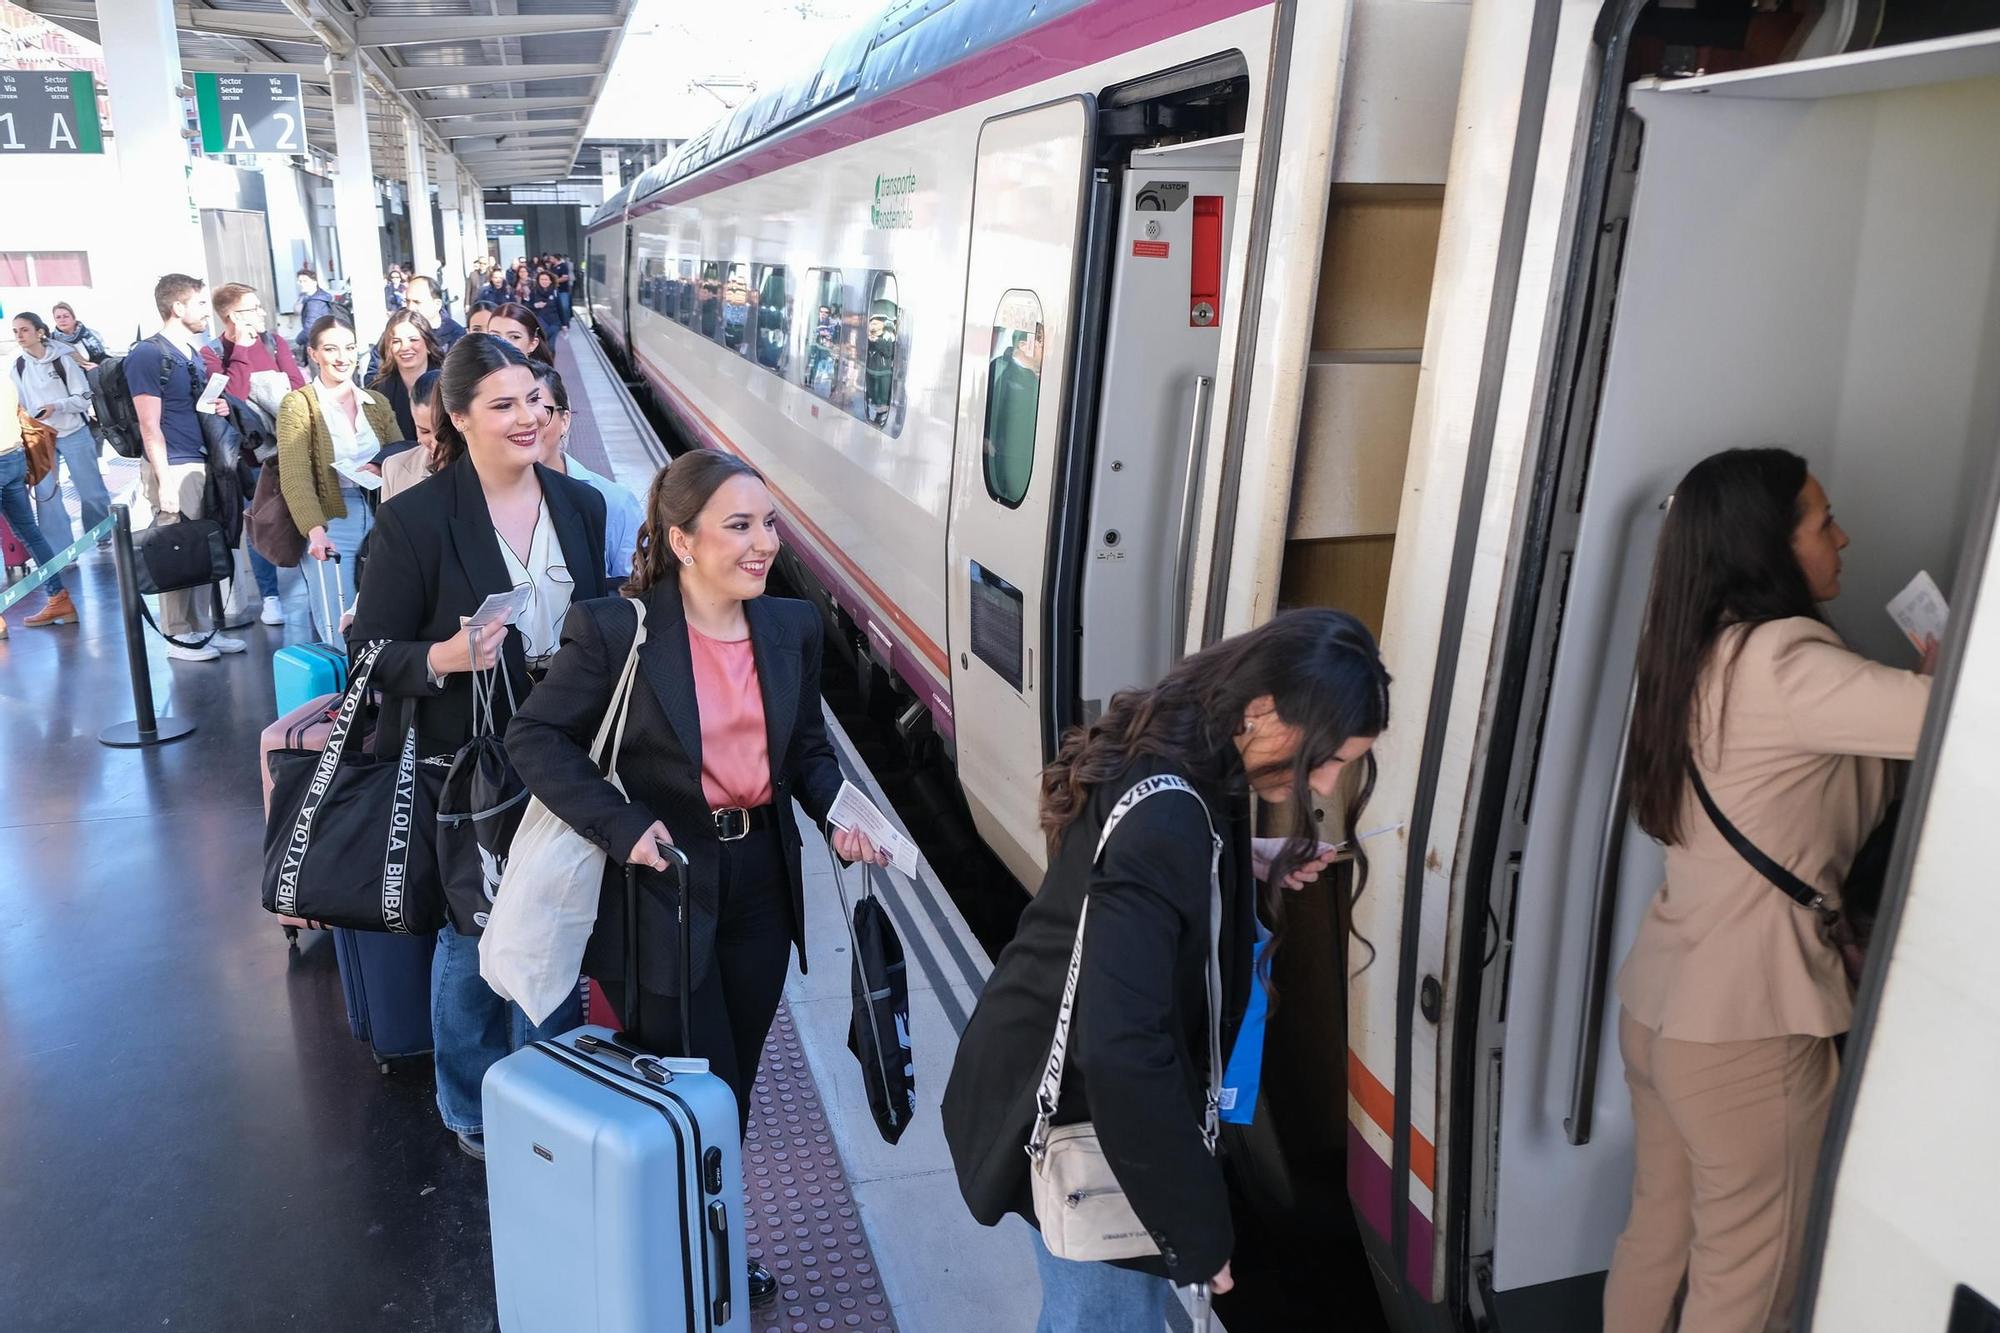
[504,579,844,1001]
[348,453,608,757]
[940,753,1256,1287]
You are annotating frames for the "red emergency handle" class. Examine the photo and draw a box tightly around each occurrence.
[1191,195,1223,327]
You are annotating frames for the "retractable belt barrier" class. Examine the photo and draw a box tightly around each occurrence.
[98,504,197,748]
[0,514,114,616]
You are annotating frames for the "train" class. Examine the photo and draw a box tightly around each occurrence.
[578,2,2000,1328]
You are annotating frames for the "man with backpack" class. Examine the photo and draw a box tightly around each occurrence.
[117,273,244,662]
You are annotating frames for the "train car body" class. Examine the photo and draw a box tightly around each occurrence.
[583,2,2000,1329]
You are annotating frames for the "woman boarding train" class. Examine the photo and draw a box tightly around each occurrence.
[506,447,888,1309]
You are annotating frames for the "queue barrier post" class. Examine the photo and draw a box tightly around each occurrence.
[98,503,196,748]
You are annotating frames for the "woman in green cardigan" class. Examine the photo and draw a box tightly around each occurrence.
[278,316,400,623]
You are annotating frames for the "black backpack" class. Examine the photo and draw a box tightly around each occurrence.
[14,351,82,399]
[94,335,186,460]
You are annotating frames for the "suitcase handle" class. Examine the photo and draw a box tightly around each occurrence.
[620,842,693,1056]
[573,1032,670,1085]
[708,1200,732,1324]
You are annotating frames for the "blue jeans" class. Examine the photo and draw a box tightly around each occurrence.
[30,425,112,551]
[1033,1233,1172,1333]
[0,450,64,595]
[430,925,583,1135]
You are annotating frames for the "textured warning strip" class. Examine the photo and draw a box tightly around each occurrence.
[746,1001,898,1332]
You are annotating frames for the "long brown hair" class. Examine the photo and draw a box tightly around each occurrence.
[487,301,554,365]
[1629,447,1822,844]
[369,308,444,388]
[624,448,766,596]
[1043,609,1391,989]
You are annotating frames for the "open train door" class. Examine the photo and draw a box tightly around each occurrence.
[944,98,1092,888]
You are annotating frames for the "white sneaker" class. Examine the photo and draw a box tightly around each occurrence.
[211,634,247,654]
[166,641,221,662]
[261,596,284,626]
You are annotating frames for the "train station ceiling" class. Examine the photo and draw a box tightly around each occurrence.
[18,1,634,186]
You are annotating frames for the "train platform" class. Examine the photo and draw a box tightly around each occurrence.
[0,328,1041,1332]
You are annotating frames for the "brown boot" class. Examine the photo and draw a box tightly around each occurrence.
[23,590,77,628]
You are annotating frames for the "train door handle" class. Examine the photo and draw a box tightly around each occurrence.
[1172,375,1216,661]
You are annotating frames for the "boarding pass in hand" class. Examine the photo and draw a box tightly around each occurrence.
[827,780,920,877]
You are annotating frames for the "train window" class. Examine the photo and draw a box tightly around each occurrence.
[676,258,696,326]
[754,264,790,373]
[803,268,844,401]
[982,289,1043,508]
[723,261,755,356]
[639,256,666,315]
[588,252,605,287]
[853,272,900,432]
[698,261,726,341]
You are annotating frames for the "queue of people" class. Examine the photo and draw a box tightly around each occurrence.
[8,256,1936,1332]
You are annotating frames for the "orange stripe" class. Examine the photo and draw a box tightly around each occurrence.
[1348,1049,1436,1192]
[634,350,953,680]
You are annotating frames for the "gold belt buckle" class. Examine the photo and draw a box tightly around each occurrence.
[713,806,750,842]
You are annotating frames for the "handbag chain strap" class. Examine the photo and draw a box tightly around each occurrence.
[1026,773,1224,1164]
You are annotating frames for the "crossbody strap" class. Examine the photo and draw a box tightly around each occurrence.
[1688,765,1833,920]
[1027,774,1225,1163]
[587,599,649,794]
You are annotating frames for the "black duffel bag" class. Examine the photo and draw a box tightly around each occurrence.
[436,660,530,936]
[263,640,449,934]
[132,516,232,595]
[826,839,916,1144]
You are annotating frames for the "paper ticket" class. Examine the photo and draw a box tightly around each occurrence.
[1887,570,1949,652]
[827,780,920,877]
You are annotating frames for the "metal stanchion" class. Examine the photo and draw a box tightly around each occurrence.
[98,503,196,748]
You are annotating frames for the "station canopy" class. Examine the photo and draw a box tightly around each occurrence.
[19,0,634,185]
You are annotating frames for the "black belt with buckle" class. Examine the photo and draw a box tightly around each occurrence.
[711,805,776,842]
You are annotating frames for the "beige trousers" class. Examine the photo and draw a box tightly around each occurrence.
[1602,1009,1838,1333]
[143,460,211,637]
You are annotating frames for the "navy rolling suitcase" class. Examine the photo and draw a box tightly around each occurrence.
[483,847,748,1332]
[332,928,436,1071]
[273,555,349,715]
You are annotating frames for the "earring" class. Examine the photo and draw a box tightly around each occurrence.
[682,556,694,566]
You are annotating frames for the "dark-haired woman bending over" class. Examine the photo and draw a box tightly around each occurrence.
[1603,448,1936,1333]
[349,332,608,1160]
[942,610,1391,1331]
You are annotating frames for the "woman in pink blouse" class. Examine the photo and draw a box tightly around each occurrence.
[508,448,886,1309]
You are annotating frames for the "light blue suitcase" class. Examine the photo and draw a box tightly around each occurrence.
[483,849,748,1333]
[273,555,348,715]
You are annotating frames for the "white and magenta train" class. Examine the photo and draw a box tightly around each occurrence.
[583,2,2000,1328]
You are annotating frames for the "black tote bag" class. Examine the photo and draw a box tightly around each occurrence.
[132,517,232,595]
[827,840,916,1144]
[263,640,449,934]
[436,661,530,936]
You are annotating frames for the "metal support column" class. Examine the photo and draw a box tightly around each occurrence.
[327,47,386,341]
[403,113,437,288]
[95,0,204,342]
[437,159,467,311]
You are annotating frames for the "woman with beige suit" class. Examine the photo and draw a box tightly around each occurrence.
[1604,448,1938,1332]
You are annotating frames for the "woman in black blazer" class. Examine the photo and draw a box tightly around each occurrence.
[349,334,607,1160]
[507,449,883,1308]
[941,611,1390,1330]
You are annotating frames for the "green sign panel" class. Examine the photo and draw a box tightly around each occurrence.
[0,70,102,154]
[194,72,307,155]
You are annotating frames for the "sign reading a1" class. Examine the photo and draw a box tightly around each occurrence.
[194,72,306,155]
[0,70,103,154]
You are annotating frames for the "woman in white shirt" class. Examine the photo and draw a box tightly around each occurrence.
[276,316,399,617]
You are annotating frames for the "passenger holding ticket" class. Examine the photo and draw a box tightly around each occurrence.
[508,448,884,1311]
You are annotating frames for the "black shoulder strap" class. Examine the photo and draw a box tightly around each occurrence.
[1688,766,1830,916]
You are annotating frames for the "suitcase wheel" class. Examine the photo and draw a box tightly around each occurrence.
[377,1061,391,1075]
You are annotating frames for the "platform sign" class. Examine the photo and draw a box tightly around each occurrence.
[0,70,102,154]
[194,72,306,155]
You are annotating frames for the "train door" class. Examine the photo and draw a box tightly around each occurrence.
[945,98,1092,887]
[1075,136,1241,711]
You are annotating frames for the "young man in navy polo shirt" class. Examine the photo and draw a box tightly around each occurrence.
[129,273,243,662]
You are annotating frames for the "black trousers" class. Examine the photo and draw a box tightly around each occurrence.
[608,826,792,1138]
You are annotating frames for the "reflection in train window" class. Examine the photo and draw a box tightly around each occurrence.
[754,264,790,373]
[804,268,843,401]
[853,272,900,432]
[639,256,667,315]
[676,258,696,326]
[699,261,725,339]
[723,262,755,356]
[982,289,1043,508]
